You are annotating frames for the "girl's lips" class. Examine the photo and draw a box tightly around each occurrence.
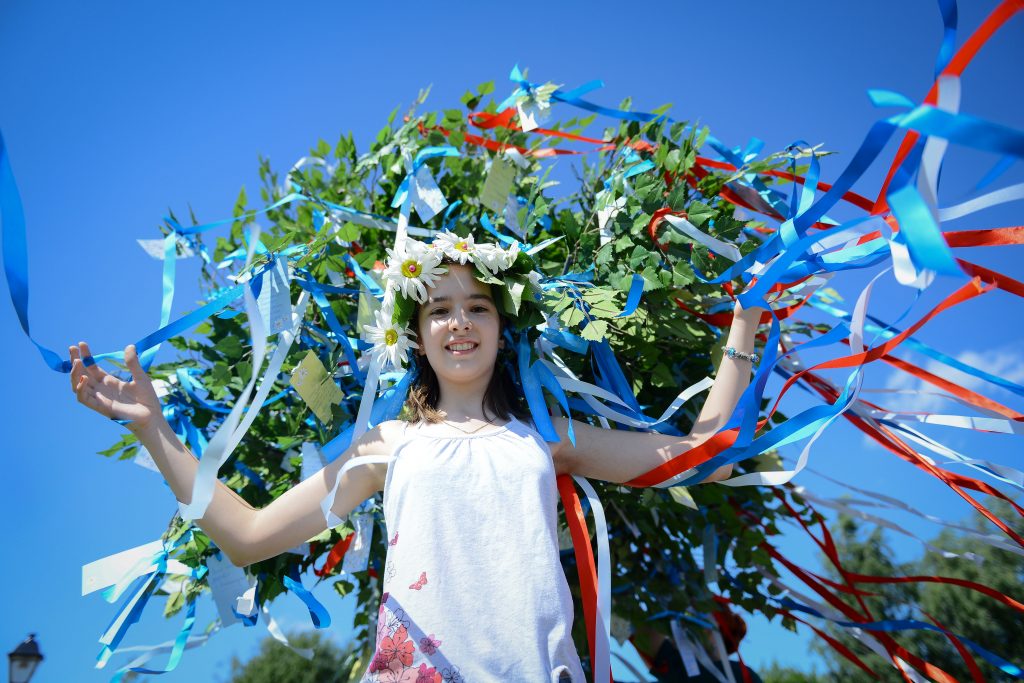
[445,341,478,356]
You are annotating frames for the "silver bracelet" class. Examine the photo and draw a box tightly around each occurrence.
[723,345,760,364]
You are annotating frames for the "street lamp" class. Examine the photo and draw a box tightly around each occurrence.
[8,634,43,683]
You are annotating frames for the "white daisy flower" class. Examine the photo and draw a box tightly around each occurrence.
[472,243,507,277]
[382,239,446,303]
[501,241,520,269]
[432,232,477,265]
[362,307,419,370]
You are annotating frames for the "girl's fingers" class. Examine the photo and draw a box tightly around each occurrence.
[124,344,150,384]
[69,346,82,391]
[77,341,107,381]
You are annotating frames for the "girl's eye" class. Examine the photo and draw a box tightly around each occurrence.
[430,308,448,316]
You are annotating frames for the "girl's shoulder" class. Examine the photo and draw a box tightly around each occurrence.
[351,419,413,458]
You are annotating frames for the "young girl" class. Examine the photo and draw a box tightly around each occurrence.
[69,253,764,682]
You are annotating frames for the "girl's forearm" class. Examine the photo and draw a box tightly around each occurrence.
[689,307,761,438]
[130,416,257,565]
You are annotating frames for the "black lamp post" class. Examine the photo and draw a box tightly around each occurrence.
[7,634,43,683]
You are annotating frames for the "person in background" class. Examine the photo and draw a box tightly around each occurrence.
[632,607,764,683]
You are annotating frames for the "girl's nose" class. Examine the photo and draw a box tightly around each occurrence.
[448,309,472,330]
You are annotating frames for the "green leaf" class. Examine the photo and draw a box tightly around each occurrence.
[337,222,361,243]
[163,591,185,618]
[214,334,243,359]
[559,306,585,328]
[687,201,715,227]
[579,319,609,341]
[502,278,525,316]
[392,293,415,327]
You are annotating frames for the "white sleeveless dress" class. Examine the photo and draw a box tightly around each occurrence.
[358,416,585,683]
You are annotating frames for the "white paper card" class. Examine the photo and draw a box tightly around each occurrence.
[137,237,194,260]
[300,442,325,482]
[206,553,255,626]
[258,258,292,336]
[133,446,161,473]
[503,148,529,169]
[596,193,626,247]
[410,165,448,222]
[504,196,525,240]
[517,102,542,132]
[341,505,374,574]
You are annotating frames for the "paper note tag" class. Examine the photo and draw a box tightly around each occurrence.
[137,236,194,260]
[258,258,292,336]
[503,148,529,169]
[504,196,525,240]
[235,580,259,620]
[206,553,255,626]
[517,101,542,132]
[133,446,161,473]
[300,442,325,482]
[668,486,698,510]
[341,504,374,574]
[82,540,163,596]
[410,165,448,222]
[481,157,516,212]
[289,350,344,424]
[596,192,626,246]
[610,614,633,646]
[280,449,297,473]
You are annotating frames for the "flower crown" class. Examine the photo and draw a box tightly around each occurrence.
[362,233,544,370]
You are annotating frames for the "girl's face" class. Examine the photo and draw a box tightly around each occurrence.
[416,263,502,386]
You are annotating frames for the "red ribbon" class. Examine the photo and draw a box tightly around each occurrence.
[556,474,609,683]
[313,533,355,578]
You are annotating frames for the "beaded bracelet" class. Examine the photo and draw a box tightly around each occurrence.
[723,346,760,364]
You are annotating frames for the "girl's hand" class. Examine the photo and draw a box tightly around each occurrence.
[70,342,163,432]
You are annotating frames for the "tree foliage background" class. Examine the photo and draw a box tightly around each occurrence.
[813,502,1024,681]
[226,631,356,683]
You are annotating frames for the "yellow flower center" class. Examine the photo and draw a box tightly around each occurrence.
[384,329,399,346]
[400,259,420,277]
[455,241,470,252]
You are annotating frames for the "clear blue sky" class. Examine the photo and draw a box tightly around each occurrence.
[1,1,1022,681]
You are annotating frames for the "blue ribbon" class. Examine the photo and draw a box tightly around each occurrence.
[390,146,461,209]
[283,572,331,629]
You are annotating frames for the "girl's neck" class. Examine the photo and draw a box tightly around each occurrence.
[434,374,493,422]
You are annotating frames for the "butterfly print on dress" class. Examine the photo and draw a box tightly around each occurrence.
[409,571,428,590]
[419,634,442,655]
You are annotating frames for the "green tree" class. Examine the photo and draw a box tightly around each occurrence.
[228,631,356,683]
[760,661,827,683]
[814,506,1023,681]
[100,80,807,666]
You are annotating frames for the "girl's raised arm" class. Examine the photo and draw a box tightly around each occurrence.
[71,342,392,567]
[549,302,765,484]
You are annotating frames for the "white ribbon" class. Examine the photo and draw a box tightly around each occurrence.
[321,454,397,529]
[179,289,309,520]
[573,475,610,682]
[261,601,314,660]
[938,181,1024,221]
[662,214,742,262]
[802,465,1024,557]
